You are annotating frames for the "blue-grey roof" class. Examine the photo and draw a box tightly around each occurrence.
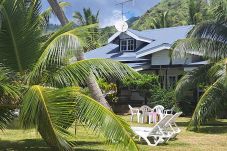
[85,43,149,62]
[85,25,194,68]
[135,25,194,55]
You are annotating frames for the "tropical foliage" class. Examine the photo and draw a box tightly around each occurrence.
[173,0,227,131]
[0,0,140,150]
[73,8,100,51]
[132,0,210,30]
[150,11,171,29]
[120,74,160,103]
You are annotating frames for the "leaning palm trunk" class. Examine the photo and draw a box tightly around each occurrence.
[47,0,111,110]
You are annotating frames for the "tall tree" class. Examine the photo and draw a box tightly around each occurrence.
[47,0,112,110]
[150,11,170,29]
[173,0,227,131]
[73,8,100,51]
[73,8,99,26]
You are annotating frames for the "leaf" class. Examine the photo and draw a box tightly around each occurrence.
[50,59,140,87]
[188,78,226,131]
[0,0,42,72]
[20,85,139,151]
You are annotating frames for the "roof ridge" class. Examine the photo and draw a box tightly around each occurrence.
[137,25,194,32]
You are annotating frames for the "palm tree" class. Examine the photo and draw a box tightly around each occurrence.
[150,11,170,29]
[73,8,100,50]
[173,0,227,131]
[0,0,139,150]
[73,8,99,26]
[188,0,203,24]
[47,0,112,110]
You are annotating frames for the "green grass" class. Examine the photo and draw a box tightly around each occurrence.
[1,116,227,151]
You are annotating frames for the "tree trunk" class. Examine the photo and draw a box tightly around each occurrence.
[47,0,111,110]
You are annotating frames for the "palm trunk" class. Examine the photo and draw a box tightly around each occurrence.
[47,0,111,110]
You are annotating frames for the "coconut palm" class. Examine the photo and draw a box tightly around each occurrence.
[188,0,203,24]
[0,0,139,150]
[150,11,170,29]
[47,0,112,110]
[73,8,99,26]
[173,0,227,131]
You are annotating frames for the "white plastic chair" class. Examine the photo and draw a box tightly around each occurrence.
[128,105,141,123]
[140,105,153,123]
[131,114,173,146]
[153,105,165,120]
[164,106,175,115]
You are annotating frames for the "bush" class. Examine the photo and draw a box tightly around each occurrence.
[121,74,160,90]
[147,88,177,110]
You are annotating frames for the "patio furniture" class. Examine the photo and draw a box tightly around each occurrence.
[165,112,183,139]
[153,105,165,120]
[140,105,153,124]
[131,114,173,146]
[148,111,157,124]
[164,106,175,115]
[128,105,141,123]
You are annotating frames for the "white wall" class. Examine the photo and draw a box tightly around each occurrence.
[151,49,170,65]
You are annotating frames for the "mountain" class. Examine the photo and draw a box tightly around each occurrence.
[132,0,209,30]
[126,16,140,27]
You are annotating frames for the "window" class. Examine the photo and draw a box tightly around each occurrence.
[120,39,135,51]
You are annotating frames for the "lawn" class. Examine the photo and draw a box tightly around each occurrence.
[1,116,227,151]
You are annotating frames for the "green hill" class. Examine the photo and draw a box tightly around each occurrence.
[132,0,209,30]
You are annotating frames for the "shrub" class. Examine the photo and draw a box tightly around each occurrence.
[147,88,177,110]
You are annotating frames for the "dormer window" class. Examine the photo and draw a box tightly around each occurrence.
[120,39,135,51]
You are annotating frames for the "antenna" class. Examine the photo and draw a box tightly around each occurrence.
[115,0,134,21]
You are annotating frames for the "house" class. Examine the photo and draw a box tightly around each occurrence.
[85,25,206,89]
[85,25,206,112]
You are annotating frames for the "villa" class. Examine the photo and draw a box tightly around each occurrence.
[85,25,207,109]
[85,25,207,89]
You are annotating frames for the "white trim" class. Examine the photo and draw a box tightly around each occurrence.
[126,31,152,43]
[120,39,135,51]
[134,65,151,71]
[107,30,152,44]
[136,45,171,58]
[108,31,121,43]
[184,67,198,72]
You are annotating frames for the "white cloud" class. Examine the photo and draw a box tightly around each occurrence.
[100,9,127,28]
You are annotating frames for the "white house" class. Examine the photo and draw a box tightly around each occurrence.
[85,24,206,89]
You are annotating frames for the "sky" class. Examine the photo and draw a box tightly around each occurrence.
[41,0,160,27]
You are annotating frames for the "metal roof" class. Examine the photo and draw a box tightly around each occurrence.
[85,25,195,69]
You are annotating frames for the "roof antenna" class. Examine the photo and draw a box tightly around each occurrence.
[115,0,134,21]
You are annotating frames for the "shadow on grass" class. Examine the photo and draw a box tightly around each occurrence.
[0,139,50,151]
[0,139,107,151]
[197,125,227,134]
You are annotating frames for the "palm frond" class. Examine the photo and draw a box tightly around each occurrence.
[0,66,20,130]
[27,24,105,85]
[0,107,14,130]
[0,66,20,105]
[175,64,212,100]
[173,21,227,60]
[20,85,76,151]
[20,85,139,151]
[50,59,140,87]
[0,0,42,72]
[188,78,226,131]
